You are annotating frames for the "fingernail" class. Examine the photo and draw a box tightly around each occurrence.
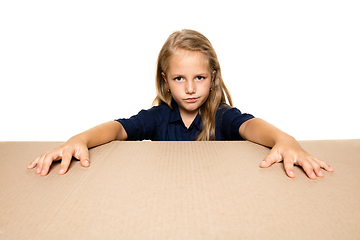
[84,160,89,166]
[36,168,41,173]
[59,169,65,174]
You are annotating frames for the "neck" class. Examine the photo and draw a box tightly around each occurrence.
[179,109,199,129]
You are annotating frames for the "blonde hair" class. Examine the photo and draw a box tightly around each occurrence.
[153,29,233,141]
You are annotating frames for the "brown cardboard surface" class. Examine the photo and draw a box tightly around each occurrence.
[1,140,359,239]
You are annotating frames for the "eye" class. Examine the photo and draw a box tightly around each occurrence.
[174,77,183,82]
[196,76,205,81]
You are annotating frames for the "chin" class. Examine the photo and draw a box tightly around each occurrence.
[185,106,201,112]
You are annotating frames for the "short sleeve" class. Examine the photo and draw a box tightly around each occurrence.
[218,106,254,140]
[115,106,162,140]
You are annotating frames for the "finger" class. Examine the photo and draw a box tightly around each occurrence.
[40,152,61,176]
[28,157,40,169]
[58,150,73,175]
[40,165,50,176]
[35,154,47,174]
[76,148,90,167]
[308,157,324,178]
[260,149,282,168]
[283,157,295,178]
[313,157,334,172]
[297,158,317,180]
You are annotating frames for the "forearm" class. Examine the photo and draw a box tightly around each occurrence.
[68,121,127,148]
[239,118,296,148]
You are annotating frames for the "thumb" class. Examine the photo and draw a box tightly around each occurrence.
[75,147,90,167]
[260,148,282,168]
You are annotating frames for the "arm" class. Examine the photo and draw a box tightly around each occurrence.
[239,118,333,179]
[28,121,127,176]
[73,120,127,148]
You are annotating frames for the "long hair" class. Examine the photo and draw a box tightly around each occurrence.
[153,29,233,141]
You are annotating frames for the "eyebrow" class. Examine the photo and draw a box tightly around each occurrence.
[169,73,209,77]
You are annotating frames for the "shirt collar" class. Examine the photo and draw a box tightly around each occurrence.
[169,101,202,130]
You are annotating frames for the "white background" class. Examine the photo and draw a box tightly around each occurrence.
[1,0,359,141]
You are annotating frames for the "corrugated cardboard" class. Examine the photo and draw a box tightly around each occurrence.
[1,140,359,239]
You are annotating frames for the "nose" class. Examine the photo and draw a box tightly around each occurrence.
[185,80,196,94]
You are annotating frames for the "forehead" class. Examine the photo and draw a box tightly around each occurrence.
[168,50,209,73]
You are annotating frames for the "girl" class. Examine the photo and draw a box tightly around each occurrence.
[28,29,333,179]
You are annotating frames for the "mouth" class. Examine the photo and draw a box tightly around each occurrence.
[185,97,198,102]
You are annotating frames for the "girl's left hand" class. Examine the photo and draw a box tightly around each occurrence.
[259,139,334,179]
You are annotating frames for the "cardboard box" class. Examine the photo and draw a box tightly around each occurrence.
[1,140,359,239]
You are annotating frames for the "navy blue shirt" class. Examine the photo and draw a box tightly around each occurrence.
[116,102,254,141]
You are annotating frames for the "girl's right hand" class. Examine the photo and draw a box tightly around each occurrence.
[27,139,90,176]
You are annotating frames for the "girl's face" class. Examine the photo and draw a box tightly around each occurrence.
[162,50,213,118]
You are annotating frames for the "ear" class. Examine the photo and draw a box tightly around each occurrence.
[211,70,217,82]
[161,72,167,83]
